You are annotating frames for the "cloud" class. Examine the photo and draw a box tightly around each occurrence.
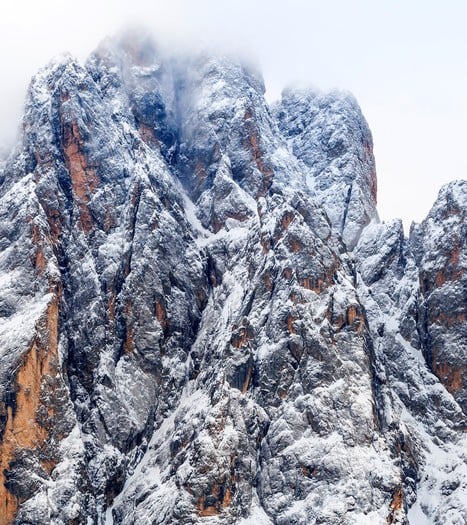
[1,0,466,227]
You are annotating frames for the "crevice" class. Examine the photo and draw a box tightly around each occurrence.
[341,183,353,234]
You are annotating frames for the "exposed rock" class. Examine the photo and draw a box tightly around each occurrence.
[411,181,466,410]
[274,88,378,249]
[0,31,465,525]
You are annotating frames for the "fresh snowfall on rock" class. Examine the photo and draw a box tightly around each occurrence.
[0,31,465,525]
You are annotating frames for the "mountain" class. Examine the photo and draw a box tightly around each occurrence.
[0,31,465,525]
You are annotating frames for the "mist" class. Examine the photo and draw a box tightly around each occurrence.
[1,0,466,228]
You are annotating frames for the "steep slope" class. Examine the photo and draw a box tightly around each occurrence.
[274,89,467,523]
[411,181,466,410]
[274,88,378,250]
[356,182,467,524]
[0,31,465,525]
[86,38,403,525]
[353,212,467,525]
[0,50,208,523]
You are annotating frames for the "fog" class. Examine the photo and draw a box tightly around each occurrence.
[1,0,466,228]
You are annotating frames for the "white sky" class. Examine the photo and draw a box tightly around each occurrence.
[1,0,466,229]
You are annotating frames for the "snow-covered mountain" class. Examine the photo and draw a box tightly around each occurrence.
[0,31,465,525]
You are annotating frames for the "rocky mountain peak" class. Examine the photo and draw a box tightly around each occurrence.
[409,180,466,412]
[274,87,378,249]
[0,31,465,525]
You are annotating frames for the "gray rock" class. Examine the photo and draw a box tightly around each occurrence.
[0,31,465,525]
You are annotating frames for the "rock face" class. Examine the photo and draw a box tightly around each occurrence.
[0,31,465,525]
[274,88,378,250]
[411,181,466,409]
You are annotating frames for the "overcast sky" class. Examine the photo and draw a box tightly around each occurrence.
[1,0,466,229]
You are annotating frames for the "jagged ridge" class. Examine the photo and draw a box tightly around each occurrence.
[0,31,465,525]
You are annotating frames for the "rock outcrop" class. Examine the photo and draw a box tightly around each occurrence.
[411,181,466,409]
[0,31,465,525]
[274,88,378,250]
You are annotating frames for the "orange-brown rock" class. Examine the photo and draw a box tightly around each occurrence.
[432,351,465,395]
[429,310,465,328]
[139,123,160,148]
[302,465,319,478]
[290,238,302,253]
[222,487,232,508]
[300,265,336,294]
[123,301,134,354]
[386,486,403,524]
[241,361,253,394]
[281,211,295,230]
[286,314,296,334]
[277,387,287,400]
[243,108,273,196]
[198,497,219,517]
[104,205,116,233]
[419,238,464,294]
[264,270,273,292]
[301,276,327,293]
[30,222,47,274]
[346,305,365,336]
[212,210,252,233]
[155,299,168,331]
[230,322,254,349]
[62,121,99,233]
[195,160,208,186]
[0,298,60,525]
[196,482,233,516]
[260,236,271,254]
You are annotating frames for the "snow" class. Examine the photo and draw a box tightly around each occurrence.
[1,29,465,525]
[195,223,251,248]
[179,184,212,241]
[407,500,431,525]
[131,64,161,77]
[0,292,53,362]
[238,496,273,525]
[354,209,467,525]
[401,403,467,525]
[105,386,210,524]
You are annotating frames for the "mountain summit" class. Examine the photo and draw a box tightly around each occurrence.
[0,32,465,525]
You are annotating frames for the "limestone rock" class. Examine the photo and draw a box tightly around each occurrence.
[0,32,465,525]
